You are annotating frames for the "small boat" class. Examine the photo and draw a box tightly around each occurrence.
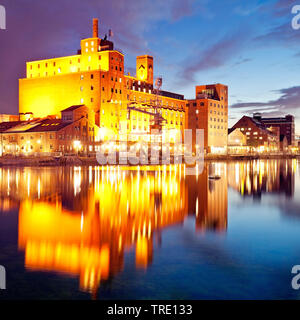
[208,175,221,180]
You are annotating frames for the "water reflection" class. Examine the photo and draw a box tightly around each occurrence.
[0,160,297,297]
[227,159,296,199]
[0,165,228,295]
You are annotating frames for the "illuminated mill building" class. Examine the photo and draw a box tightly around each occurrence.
[19,19,187,144]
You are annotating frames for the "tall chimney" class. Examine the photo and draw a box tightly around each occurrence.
[93,18,98,38]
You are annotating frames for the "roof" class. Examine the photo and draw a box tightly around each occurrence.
[1,119,70,134]
[261,117,294,123]
[0,121,23,133]
[26,119,70,132]
[233,116,277,137]
[61,105,85,112]
[160,90,184,101]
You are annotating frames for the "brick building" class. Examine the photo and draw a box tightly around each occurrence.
[19,19,186,143]
[231,115,279,151]
[187,84,228,154]
[0,105,96,156]
[253,113,295,146]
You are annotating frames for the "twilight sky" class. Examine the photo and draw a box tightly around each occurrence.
[0,0,299,133]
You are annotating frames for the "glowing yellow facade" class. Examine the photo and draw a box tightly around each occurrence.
[19,19,187,143]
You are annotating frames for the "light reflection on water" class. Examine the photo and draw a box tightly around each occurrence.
[0,159,300,299]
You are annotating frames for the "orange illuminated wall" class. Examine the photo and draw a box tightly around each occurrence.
[187,84,228,153]
[19,20,187,142]
[136,55,153,85]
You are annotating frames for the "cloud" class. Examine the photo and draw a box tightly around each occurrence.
[272,0,296,17]
[255,22,300,46]
[232,58,252,67]
[177,32,248,83]
[230,86,300,116]
[254,0,300,46]
[234,4,262,16]
[170,0,195,21]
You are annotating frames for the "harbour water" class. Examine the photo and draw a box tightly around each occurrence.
[0,159,300,299]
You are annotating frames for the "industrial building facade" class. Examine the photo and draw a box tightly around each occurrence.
[0,19,230,156]
[187,84,228,154]
[0,105,96,155]
[19,19,186,144]
[252,113,295,146]
[230,115,279,152]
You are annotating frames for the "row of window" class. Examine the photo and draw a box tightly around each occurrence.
[210,117,225,123]
[209,110,226,116]
[209,125,227,130]
[188,101,227,109]
[2,135,54,140]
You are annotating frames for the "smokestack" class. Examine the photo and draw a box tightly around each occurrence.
[93,18,98,38]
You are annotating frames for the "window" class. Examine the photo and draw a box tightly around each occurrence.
[80,75,84,80]
[91,74,94,79]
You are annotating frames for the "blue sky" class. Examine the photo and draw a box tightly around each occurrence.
[0,0,299,132]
